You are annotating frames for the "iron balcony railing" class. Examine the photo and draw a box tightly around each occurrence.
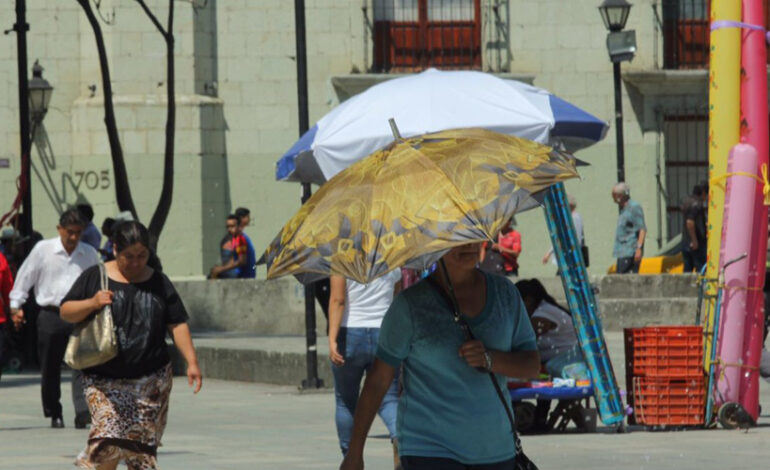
[367,0,483,73]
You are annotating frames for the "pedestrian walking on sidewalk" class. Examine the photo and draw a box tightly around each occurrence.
[61,221,202,470]
[542,194,585,267]
[328,269,402,468]
[340,244,540,470]
[611,182,647,274]
[9,208,98,429]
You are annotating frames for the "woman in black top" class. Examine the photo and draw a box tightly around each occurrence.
[61,221,202,470]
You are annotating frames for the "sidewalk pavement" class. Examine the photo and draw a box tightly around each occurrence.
[2,332,770,469]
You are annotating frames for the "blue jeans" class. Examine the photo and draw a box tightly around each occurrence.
[332,327,399,455]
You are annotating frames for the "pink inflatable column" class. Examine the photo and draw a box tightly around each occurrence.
[739,0,769,422]
[716,144,758,407]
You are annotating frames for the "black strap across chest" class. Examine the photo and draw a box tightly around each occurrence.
[425,261,523,458]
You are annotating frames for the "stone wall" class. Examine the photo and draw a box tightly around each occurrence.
[1,0,688,278]
[174,274,700,335]
[174,277,327,335]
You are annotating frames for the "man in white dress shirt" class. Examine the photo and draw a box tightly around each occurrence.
[9,209,99,429]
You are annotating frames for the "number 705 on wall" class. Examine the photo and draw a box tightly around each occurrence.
[72,169,111,191]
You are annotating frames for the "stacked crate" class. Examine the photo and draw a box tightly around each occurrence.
[624,326,705,426]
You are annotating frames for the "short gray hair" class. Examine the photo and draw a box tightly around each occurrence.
[567,194,577,209]
[612,182,630,197]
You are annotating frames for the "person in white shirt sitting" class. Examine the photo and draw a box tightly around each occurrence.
[9,209,99,429]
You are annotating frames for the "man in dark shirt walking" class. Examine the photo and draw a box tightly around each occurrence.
[681,182,708,273]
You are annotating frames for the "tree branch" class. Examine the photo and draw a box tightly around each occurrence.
[148,0,176,243]
[93,0,115,25]
[135,0,168,39]
[77,0,138,220]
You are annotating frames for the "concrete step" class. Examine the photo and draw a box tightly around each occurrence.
[596,298,699,330]
[173,274,702,338]
[538,274,699,302]
[171,333,333,387]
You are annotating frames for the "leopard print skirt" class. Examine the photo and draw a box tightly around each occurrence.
[75,363,173,470]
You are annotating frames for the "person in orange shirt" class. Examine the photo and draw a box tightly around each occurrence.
[480,218,521,277]
[497,219,522,277]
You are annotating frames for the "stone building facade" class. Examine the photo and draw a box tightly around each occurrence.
[0,0,712,277]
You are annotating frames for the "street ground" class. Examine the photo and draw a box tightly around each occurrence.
[2,336,770,469]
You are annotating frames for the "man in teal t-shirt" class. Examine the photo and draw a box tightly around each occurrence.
[611,182,646,274]
[376,272,538,465]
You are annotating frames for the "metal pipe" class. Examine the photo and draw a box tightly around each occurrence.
[294,0,322,390]
[655,108,663,249]
[13,0,32,239]
[612,61,626,183]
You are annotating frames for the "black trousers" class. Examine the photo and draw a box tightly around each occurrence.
[616,257,640,274]
[401,456,517,470]
[682,246,707,273]
[37,308,88,418]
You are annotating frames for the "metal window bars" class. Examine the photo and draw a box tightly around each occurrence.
[368,0,483,72]
[656,105,709,242]
[656,0,770,69]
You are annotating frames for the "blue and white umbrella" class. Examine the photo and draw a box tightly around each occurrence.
[276,68,608,185]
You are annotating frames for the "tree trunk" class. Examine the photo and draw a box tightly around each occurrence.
[76,0,138,220]
[147,0,175,246]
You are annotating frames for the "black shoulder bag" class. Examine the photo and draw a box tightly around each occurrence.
[426,261,538,470]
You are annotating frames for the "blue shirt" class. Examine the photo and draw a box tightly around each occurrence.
[81,223,102,251]
[376,272,537,464]
[613,199,646,259]
[239,233,257,278]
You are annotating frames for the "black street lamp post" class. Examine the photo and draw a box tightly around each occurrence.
[599,0,634,184]
[294,0,323,390]
[12,0,33,239]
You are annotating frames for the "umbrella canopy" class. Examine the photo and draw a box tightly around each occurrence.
[276,68,607,185]
[265,128,580,284]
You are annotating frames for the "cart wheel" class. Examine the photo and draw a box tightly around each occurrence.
[513,402,536,433]
[5,351,23,373]
[718,402,741,430]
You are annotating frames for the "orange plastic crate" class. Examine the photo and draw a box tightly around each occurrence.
[632,376,705,426]
[625,326,703,377]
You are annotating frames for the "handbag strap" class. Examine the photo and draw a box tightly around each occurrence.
[99,262,108,291]
[426,261,523,455]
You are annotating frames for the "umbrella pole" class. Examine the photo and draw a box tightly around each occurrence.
[295,0,323,390]
[388,118,403,140]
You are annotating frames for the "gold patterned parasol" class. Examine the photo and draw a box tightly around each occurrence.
[264,127,579,284]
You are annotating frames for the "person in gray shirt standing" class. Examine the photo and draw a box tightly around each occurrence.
[9,208,99,429]
[611,182,646,274]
